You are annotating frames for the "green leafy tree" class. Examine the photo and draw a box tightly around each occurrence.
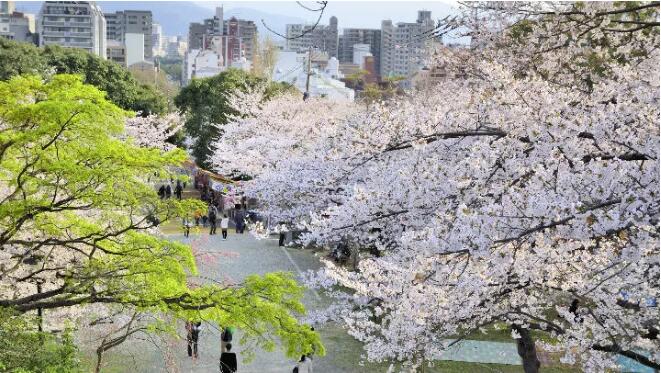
[0,308,81,373]
[344,69,369,90]
[130,64,180,112]
[175,68,293,168]
[155,56,183,82]
[0,75,322,371]
[0,39,167,115]
[0,38,46,79]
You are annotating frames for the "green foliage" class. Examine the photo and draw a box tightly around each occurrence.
[0,38,166,115]
[155,56,183,81]
[345,69,370,89]
[175,68,295,168]
[0,308,81,373]
[130,64,180,112]
[0,74,322,368]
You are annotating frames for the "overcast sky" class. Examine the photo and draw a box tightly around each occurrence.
[195,1,459,30]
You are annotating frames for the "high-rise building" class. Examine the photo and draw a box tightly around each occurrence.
[0,2,36,43]
[285,16,338,57]
[38,1,106,58]
[380,10,435,82]
[187,22,208,50]
[223,17,256,62]
[186,7,257,69]
[338,28,381,75]
[151,22,162,56]
[166,35,186,58]
[0,1,15,15]
[104,10,152,60]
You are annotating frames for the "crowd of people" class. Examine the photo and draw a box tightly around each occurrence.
[158,180,185,200]
[178,180,251,238]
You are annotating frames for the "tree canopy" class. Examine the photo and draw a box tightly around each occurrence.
[174,68,294,169]
[0,74,322,371]
[0,38,167,115]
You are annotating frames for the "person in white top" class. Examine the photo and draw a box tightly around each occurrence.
[220,214,230,240]
[295,355,313,373]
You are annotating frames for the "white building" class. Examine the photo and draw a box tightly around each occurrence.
[0,10,35,42]
[183,48,224,85]
[38,1,106,58]
[151,22,162,56]
[273,51,354,102]
[124,32,144,67]
[352,44,372,69]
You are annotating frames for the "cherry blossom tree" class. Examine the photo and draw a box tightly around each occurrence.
[124,112,184,150]
[212,2,659,372]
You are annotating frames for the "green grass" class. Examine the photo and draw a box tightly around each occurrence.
[426,360,576,373]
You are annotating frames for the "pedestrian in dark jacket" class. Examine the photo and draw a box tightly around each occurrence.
[219,343,237,373]
[208,204,218,235]
[165,184,172,199]
[175,181,183,200]
[186,321,202,359]
[221,326,233,352]
[158,185,165,199]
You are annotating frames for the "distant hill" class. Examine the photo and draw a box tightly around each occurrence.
[15,1,303,39]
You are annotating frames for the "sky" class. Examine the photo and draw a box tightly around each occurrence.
[195,1,459,30]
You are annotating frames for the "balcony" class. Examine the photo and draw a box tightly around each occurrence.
[43,21,67,27]
[43,31,92,37]
[67,41,93,47]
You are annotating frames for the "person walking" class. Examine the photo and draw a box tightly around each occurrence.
[186,321,202,359]
[220,214,230,240]
[220,326,234,352]
[175,181,183,200]
[233,212,241,234]
[158,185,165,199]
[208,204,218,235]
[165,184,172,199]
[219,343,237,373]
[294,355,313,373]
[182,216,192,237]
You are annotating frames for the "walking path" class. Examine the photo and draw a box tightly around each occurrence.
[90,226,646,372]
[158,231,526,372]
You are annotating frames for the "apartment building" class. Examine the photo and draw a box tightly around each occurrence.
[285,16,338,57]
[187,7,257,68]
[105,10,152,60]
[338,28,381,75]
[0,7,35,43]
[151,22,162,56]
[380,10,435,82]
[38,1,106,58]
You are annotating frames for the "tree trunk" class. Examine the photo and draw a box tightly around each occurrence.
[351,246,359,271]
[513,325,540,373]
[95,346,104,373]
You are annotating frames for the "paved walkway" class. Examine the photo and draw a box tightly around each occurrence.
[87,230,650,372]
[158,232,527,372]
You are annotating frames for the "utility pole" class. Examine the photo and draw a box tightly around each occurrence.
[304,46,312,100]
